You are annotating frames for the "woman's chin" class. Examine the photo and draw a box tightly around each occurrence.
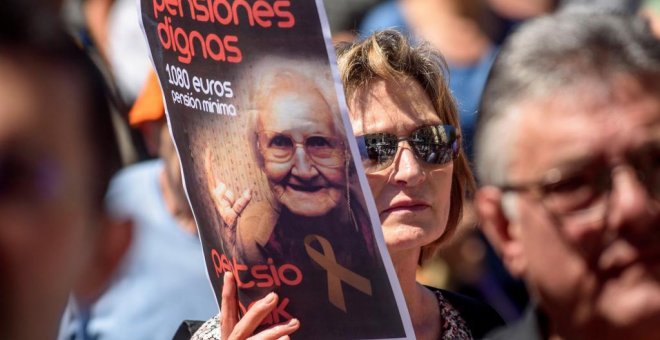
[382,223,443,255]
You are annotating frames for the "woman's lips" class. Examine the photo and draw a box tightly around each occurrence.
[287,182,323,192]
[381,201,431,214]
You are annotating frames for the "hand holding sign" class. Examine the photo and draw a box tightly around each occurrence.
[221,272,299,340]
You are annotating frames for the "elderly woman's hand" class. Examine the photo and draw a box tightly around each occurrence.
[221,272,300,340]
[204,148,252,256]
[204,148,252,227]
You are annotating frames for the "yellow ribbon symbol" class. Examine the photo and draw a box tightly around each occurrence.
[304,234,373,312]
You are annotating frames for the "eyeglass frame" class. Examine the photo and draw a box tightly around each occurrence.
[255,130,346,168]
[498,158,659,226]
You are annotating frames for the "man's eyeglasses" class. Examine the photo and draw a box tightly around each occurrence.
[355,124,459,174]
[256,131,345,168]
[500,151,660,225]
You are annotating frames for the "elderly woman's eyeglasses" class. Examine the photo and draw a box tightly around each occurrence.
[355,124,459,174]
[256,131,345,168]
[500,151,660,225]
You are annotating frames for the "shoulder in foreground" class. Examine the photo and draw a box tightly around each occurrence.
[173,314,219,340]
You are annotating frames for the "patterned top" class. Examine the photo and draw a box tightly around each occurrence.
[190,289,473,339]
[190,315,219,340]
[434,289,473,339]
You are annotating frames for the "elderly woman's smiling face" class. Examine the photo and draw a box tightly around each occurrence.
[257,86,346,217]
[349,77,454,254]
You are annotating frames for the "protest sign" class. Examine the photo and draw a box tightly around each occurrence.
[138,0,413,338]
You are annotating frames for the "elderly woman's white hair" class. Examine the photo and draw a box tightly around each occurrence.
[240,57,347,168]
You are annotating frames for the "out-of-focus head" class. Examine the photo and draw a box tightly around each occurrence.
[558,0,642,15]
[475,11,660,339]
[486,0,555,20]
[128,70,187,214]
[337,29,475,264]
[0,2,121,338]
[641,0,660,37]
[247,60,347,217]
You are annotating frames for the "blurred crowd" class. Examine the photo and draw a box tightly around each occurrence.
[1,0,659,339]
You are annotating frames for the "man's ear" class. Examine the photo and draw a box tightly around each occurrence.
[475,186,527,278]
[75,215,133,306]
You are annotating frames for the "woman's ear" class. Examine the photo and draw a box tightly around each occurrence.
[475,186,527,278]
[74,215,133,307]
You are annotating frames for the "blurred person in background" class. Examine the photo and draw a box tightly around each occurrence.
[60,0,153,105]
[475,10,660,340]
[59,71,217,340]
[483,0,556,43]
[558,0,641,12]
[641,0,660,36]
[77,0,114,59]
[485,0,555,20]
[0,1,126,338]
[322,0,379,43]
[104,0,153,104]
[61,0,148,90]
[60,0,151,163]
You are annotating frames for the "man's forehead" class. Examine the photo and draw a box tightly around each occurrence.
[508,82,660,179]
[518,81,660,133]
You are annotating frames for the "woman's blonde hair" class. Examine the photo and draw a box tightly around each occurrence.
[336,29,476,265]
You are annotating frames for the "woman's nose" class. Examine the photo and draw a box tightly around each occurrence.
[290,145,318,178]
[391,143,425,187]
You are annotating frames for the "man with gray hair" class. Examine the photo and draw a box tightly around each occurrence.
[474,11,660,340]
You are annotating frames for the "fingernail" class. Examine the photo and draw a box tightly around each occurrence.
[265,292,276,303]
[288,318,299,327]
[224,271,233,281]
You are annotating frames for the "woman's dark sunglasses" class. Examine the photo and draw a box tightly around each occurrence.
[356,124,459,173]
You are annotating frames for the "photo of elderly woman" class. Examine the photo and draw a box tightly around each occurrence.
[202,58,405,338]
